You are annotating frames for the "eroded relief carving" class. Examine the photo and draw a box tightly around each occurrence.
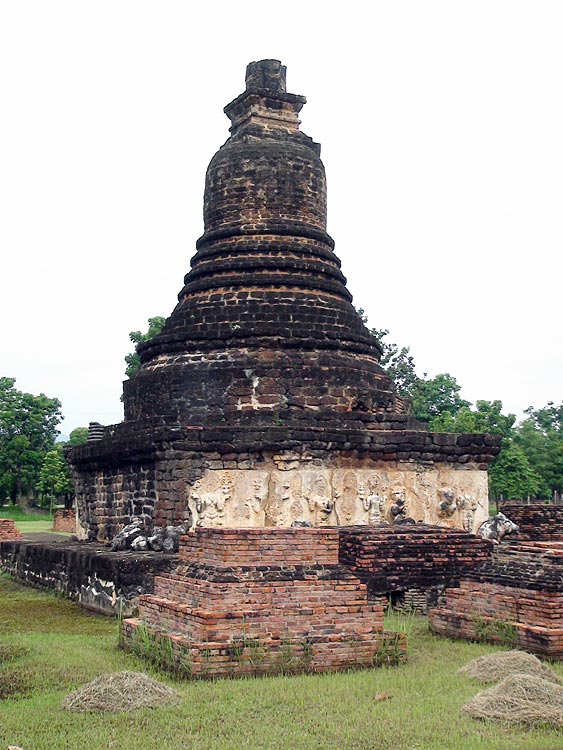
[187,464,489,532]
[304,472,335,526]
[339,471,358,525]
[363,473,386,526]
[389,486,408,522]
[266,472,304,527]
[190,474,233,527]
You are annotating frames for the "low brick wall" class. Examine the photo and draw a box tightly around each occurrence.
[0,519,24,541]
[428,543,563,658]
[338,525,493,595]
[500,502,563,541]
[0,538,176,616]
[53,509,76,533]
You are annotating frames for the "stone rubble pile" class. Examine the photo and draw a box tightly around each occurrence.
[110,517,189,553]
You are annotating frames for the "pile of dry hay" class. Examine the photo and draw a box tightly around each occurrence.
[459,649,561,684]
[62,671,179,713]
[462,673,563,726]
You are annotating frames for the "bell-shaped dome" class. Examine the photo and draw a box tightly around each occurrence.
[123,60,404,428]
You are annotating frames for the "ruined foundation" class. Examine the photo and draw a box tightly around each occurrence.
[0,519,23,541]
[63,59,502,677]
[0,536,176,616]
[428,542,563,658]
[52,509,76,533]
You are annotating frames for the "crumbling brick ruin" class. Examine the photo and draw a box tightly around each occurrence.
[66,59,500,542]
[428,541,563,658]
[0,519,23,542]
[500,502,563,542]
[52,509,76,533]
[427,501,563,659]
[339,525,493,612]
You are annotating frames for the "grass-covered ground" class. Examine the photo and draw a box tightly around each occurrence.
[0,503,67,534]
[2,574,563,750]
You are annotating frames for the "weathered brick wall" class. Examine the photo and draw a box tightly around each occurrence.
[500,502,563,541]
[428,543,563,658]
[0,519,23,541]
[69,421,499,541]
[66,58,500,543]
[52,509,75,533]
[338,525,493,594]
[70,458,162,541]
[179,527,338,566]
[0,538,176,616]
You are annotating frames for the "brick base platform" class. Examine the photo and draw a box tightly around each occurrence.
[428,543,563,658]
[0,519,24,541]
[121,527,406,678]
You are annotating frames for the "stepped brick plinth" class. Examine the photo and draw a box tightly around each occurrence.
[0,519,24,541]
[67,59,499,543]
[428,543,563,658]
[121,528,406,678]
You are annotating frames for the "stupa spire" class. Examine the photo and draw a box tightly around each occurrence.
[224,58,306,138]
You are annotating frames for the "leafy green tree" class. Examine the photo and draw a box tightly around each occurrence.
[67,427,88,446]
[523,401,563,435]
[357,314,561,503]
[370,327,419,398]
[429,400,516,437]
[0,377,63,504]
[488,442,541,501]
[410,373,470,423]
[515,402,563,500]
[36,447,74,511]
[124,316,166,379]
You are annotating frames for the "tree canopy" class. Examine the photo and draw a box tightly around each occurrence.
[36,446,74,510]
[364,317,562,502]
[124,316,166,379]
[0,377,63,504]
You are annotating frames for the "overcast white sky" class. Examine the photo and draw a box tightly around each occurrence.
[1,1,561,435]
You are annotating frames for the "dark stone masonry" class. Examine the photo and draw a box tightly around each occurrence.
[499,502,563,541]
[0,537,176,616]
[66,59,500,542]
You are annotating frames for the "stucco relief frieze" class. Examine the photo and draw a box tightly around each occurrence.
[188,461,488,533]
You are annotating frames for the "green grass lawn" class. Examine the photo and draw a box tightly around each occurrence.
[0,504,70,535]
[2,574,563,750]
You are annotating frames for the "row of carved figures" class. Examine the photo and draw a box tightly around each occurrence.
[187,470,485,532]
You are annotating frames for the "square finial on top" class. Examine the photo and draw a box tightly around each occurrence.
[245,59,287,93]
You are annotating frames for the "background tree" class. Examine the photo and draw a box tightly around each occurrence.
[410,373,470,423]
[36,446,74,512]
[369,326,419,398]
[67,426,89,446]
[488,442,541,502]
[124,316,166,379]
[0,377,63,505]
[515,402,563,500]
[359,312,555,503]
